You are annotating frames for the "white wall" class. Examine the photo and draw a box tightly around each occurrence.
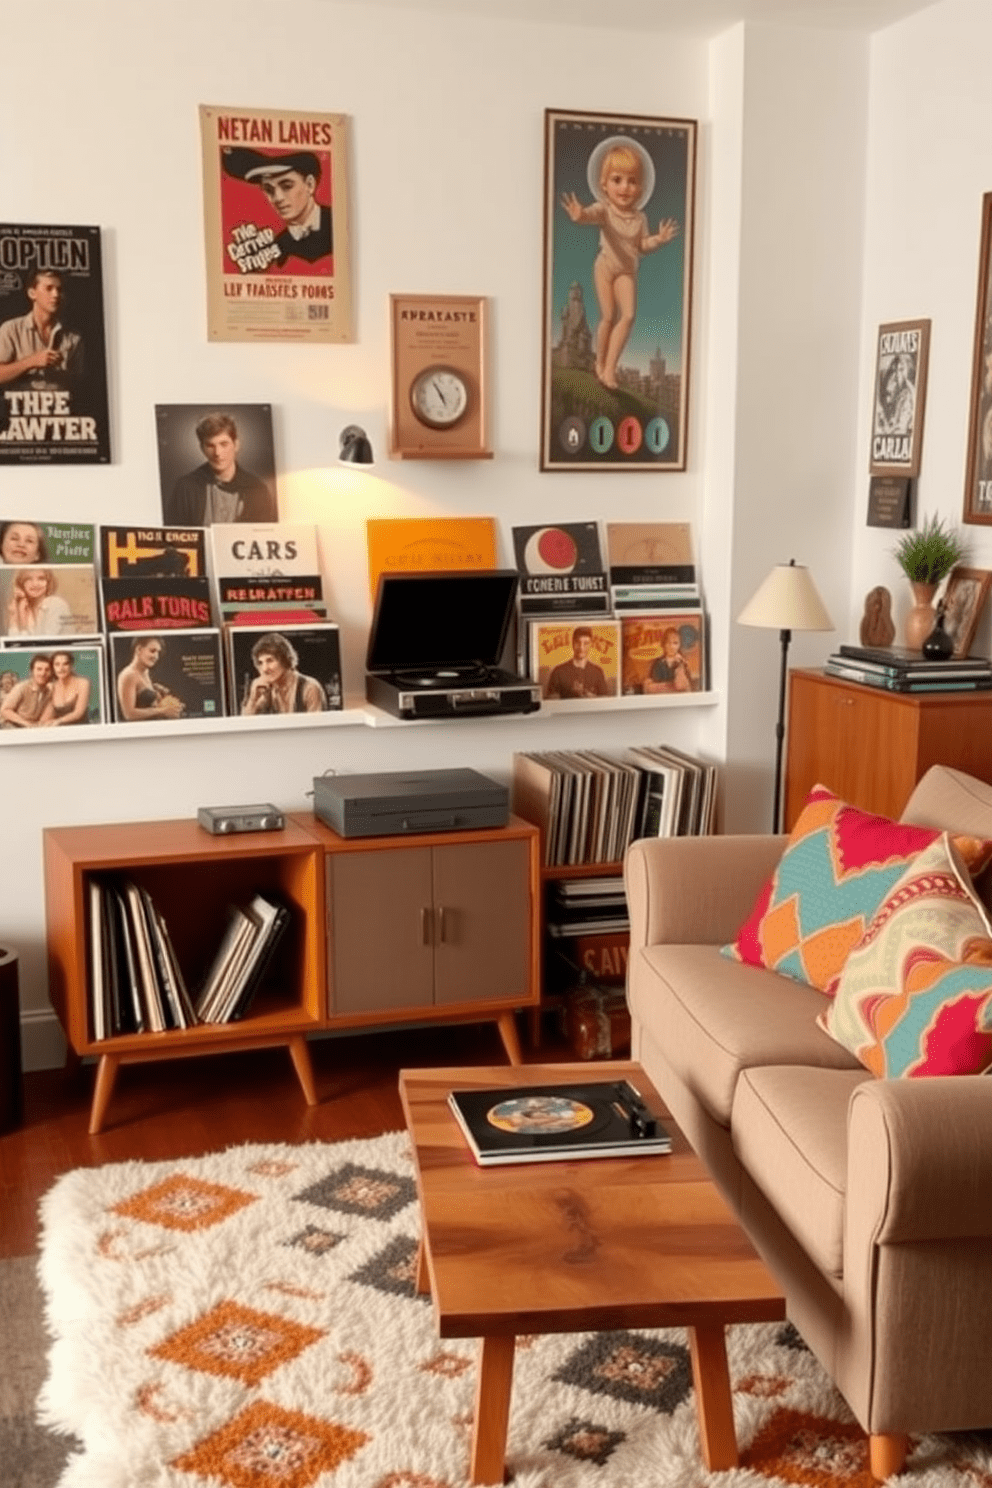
[854,0,992,638]
[1,0,877,1066]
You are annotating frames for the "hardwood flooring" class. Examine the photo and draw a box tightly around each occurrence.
[0,1017,573,1259]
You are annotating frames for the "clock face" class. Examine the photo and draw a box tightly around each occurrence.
[410,366,470,429]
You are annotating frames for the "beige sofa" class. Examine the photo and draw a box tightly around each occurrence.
[624,764,992,1481]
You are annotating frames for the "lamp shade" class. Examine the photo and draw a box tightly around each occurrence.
[738,561,833,632]
[339,424,374,465]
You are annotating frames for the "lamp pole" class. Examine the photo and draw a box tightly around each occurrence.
[773,626,791,836]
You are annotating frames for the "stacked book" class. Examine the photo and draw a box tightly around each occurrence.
[824,645,992,693]
[512,744,717,868]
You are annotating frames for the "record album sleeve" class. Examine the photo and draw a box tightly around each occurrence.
[447,1080,671,1166]
[109,629,225,723]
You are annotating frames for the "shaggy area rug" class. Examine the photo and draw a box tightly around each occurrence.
[36,1133,992,1488]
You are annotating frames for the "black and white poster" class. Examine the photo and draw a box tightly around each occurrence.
[0,225,110,464]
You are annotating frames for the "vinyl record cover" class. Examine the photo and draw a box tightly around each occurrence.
[226,622,342,715]
[101,576,214,632]
[447,1080,671,1165]
[0,564,99,641]
[529,619,620,700]
[511,522,609,615]
[209,521,319,578]
[0,520,95,565]
[606,521,696,584]
[0,643,105,727]
[100,526,208,580]
[0,224,110,465]
[155,405,278,527]
[367,516,497,601]
[620,611,706,694]
[109,630,225,723]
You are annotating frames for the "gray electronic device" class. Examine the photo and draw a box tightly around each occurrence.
[197,803,286,835]
[312,768,509,838]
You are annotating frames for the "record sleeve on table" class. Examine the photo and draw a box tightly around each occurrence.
[447,1080,671,1166]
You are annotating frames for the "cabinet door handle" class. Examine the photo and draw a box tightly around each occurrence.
[420,907,434,946]
[437,906,447,943]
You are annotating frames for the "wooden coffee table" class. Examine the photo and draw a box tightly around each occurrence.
[399,1061,785,1486]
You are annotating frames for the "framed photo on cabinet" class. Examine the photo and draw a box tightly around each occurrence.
[868,318,930,478]
[540,108,696,472]
[941,566,991,658]
[963,192,992,524]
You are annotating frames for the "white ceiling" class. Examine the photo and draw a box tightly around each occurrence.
[323,0,940,36]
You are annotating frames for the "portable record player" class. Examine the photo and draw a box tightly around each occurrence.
[365,570,541,720]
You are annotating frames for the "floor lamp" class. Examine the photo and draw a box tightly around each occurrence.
[738,559,833,834]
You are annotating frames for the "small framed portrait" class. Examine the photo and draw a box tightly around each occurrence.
[963,193,992,524]
[540,109,697,472]
[869,319,930,478]
[940,566,992,659]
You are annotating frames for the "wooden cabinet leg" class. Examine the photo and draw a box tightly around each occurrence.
[89,1053,120,1136]
[688,1323,738,1471]
[288,1036,318,1105]
[470,1334,515,1486]
[869,1432,908,1480]
[496,1012,522,1067]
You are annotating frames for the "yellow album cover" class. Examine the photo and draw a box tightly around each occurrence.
[366,516,497,600]
[620,611,705,695]
[529,619,620,700]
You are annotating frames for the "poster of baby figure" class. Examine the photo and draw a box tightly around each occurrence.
[541,109,697,472]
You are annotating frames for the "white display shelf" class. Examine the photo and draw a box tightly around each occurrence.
[1,689,719,744]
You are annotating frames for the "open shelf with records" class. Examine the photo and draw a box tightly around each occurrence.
[43,817,326,1134]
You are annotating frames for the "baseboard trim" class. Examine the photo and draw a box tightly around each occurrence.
[21,1009,67,1072]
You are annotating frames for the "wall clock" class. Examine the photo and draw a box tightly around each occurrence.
[389,294,492,459]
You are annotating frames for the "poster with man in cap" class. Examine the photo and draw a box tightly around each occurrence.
[199,104,351,343]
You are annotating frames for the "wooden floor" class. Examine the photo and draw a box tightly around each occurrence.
[0,1016,574,1259]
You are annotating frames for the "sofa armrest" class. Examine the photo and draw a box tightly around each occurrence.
[847,1077,992,1244]
[624,833,787,949]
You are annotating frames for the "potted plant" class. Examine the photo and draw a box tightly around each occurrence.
[892,514,968,649]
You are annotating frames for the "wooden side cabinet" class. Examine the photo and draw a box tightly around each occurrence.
[785,668,992,828]
[300,813,540,1066]
[43,818,327,1135]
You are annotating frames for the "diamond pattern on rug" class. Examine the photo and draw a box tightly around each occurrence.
[150,1299,324,1386]
[741,1406,870,1486]
[554,1330,692,1412]
[171,1399,368,1487]
[284,1224,345,1256]
[293,1162,415,1221]
[348,1235,426,1301]
[546,1415,626,1466]
[112,1175,257,1232]
[777,1321,811,1352]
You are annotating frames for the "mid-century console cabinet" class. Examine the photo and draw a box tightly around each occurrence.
[43,813,540,1133]
[784,668,992,828]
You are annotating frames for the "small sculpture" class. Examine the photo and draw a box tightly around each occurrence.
[860,586,896,648]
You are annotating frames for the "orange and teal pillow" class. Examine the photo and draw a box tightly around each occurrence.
[818,834,992,1077]
[723,785,992,995]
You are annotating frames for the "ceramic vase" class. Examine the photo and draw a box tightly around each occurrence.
[904,581,939,652]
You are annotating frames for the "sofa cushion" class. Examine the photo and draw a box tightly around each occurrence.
[732,1066,869,1280]
[627,943,862,1127]
[722,784,990,996]
[819,834,992,1078]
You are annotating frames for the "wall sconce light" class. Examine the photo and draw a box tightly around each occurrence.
[738,558,833,834]
[339,425,374,465]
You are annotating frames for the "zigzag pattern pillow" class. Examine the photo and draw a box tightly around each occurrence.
[818,834,992,1077]
[723,784,992,995]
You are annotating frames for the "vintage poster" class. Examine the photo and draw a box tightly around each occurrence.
[619,611,706,695]
[869,319,930,478]
[529,619,620,699]
[200,105,351,344]
[155,404,278,526]
[0,224,110,464]
[541,111,696,472]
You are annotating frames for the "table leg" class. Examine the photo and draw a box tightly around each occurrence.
[688,1323,738,1471]
[469,1334,515,1486]
[415,1236,431,1295]
[496,1012,522,1066]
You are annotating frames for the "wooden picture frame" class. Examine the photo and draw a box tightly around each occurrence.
[868,319,930,477]
[963,193,992,524]
[941,565,992,659]
[388,293,491,460]
[540,108,696,472]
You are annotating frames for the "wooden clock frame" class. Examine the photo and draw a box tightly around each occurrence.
[388,293,492,460]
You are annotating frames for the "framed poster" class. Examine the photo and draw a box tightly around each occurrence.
[941,566,991,658]
[963,193,992,524]
[199,105,351,344]
[540,109,696,472]
[0,224,110,465]
[869,319,930,478]
[155,403,278,526]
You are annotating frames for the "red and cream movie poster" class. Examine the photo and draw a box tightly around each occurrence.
[199,104,352,344]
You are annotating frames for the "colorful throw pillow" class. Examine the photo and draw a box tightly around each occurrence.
[818,834,992,1077]
[722,785,992,995]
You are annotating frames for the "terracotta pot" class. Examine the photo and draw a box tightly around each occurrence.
[904,581,939,651]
